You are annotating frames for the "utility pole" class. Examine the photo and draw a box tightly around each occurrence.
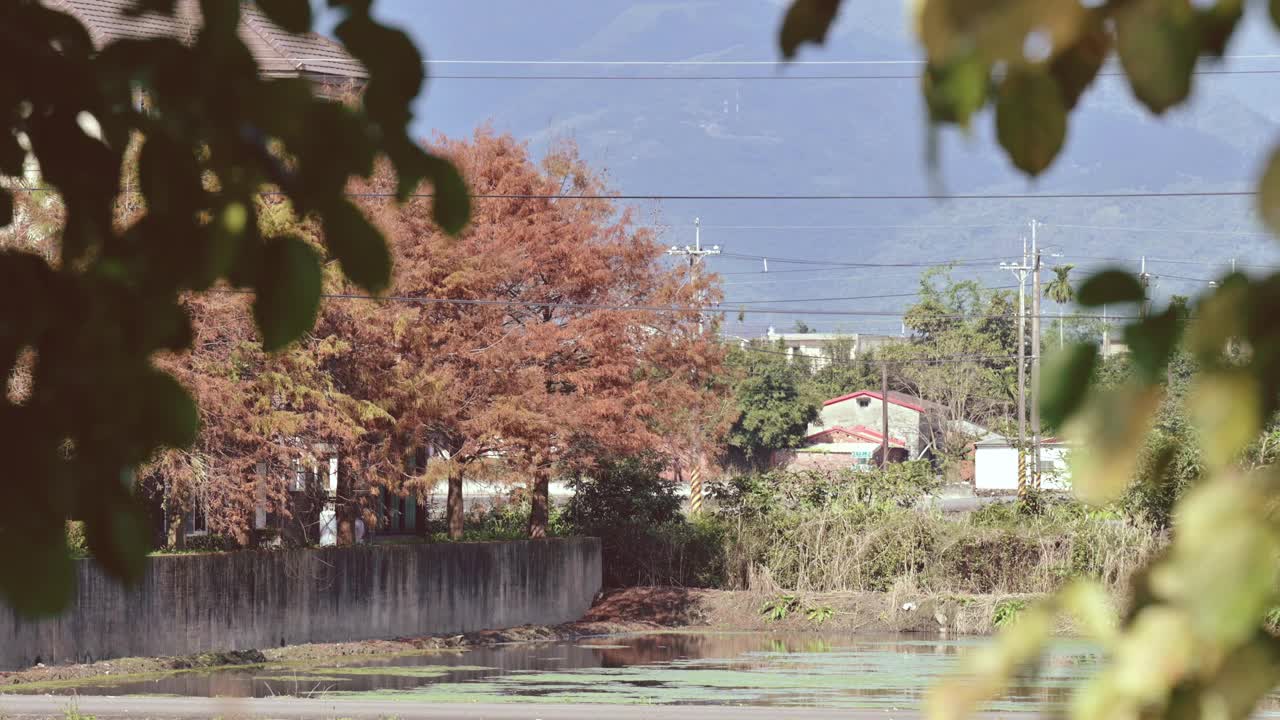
[1030,220,1042,489]
[881,360,890,469]
[1139,255,1151,320]
[1001,239,1031,498]
[666,218,722,335]
[666,218,720,514]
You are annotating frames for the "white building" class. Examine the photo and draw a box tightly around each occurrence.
[762,328,902,370]
[973,433,1072,492]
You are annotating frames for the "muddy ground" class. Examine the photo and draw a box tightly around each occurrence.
[0,587,1038,688]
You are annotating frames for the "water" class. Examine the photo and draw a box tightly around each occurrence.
[10,633,1279,711]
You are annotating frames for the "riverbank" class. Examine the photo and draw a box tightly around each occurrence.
[0,586,1051,691]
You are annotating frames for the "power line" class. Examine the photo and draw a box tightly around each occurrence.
[268,54,1280,67]
[717,251,1005,268]
[12,186,1258,202]
[276,289,1144,321]
[1041,222,1272,238]
[725,284,1023,305]
[328,189,1262,201]
[737,344,1021,366]
[414,69,1280,81]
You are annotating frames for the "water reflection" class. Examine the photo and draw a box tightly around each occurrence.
[11,632,1277,712]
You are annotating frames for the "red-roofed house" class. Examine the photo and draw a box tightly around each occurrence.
[806,390,948,462]
[771,424,910,472]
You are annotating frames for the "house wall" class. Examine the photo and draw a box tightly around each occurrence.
[0,538,601,670]
[810,399,925,457]
[974,445,1071,491]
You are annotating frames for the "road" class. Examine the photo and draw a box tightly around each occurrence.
[0,694,1009,719]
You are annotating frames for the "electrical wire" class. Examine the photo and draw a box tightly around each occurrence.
[10,186,1259,202]
[240,289,1147,321]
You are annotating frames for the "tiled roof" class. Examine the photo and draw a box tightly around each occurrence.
[48,0,366,80]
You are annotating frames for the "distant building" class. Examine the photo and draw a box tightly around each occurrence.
[762,327,902,370]
[771,425,909,472]
[807,390,948,462]
[973,433,1072,493]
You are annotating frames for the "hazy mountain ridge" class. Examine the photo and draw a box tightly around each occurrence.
[385,0,1280,333]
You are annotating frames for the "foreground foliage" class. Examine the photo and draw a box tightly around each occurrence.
[0,0,467,614]
[780,1,1280,718]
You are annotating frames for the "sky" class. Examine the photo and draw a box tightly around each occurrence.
[326,1,1280,335]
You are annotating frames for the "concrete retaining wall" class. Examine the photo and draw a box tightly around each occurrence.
[0,538,601,670]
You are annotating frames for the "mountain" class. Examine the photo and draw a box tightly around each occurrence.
[367,0,1280,335]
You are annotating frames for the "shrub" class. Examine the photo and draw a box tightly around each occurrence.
[562,456,726,587]
[992,598,1028,627]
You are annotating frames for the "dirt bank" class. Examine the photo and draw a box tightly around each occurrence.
[0,587,1040,689]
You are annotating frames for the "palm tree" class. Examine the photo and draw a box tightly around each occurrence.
[1044,264,1076,349]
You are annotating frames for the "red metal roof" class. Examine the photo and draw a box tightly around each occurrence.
[804,425,907,447]
[821,389,938,414]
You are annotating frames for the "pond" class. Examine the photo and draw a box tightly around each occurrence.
[12,633,1280,712]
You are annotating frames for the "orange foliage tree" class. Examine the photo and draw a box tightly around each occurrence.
[355,130,728,538]
[138,130,727,544]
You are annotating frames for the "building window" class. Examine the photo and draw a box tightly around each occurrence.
[183,504,208,536]
[857,397,872,408]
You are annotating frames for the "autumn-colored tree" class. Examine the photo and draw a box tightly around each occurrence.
[139,196,393,546]
[358,130,726,538]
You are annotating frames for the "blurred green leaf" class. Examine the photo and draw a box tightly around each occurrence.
[1190,372,1261,470]
[323,199,392,293]
[254,0,312,34]
[1124,306,1182,383]
[84,493,150,585]
[1115,0,1199,115]
[1068,383,1162,504]
[1050,17,1110,110]
[1271,0,1280,31]
[1258,146,1280,235]
[1041,343,1098,428]
[923,53,988,127]
[1198,0,1243,56]
[423,152,471,235]
[996,68,1067,177]
[1060,581,1118,644]
[138,369,199,450]
[1077,269,1145,306]
[253,235,322,351]
[1166,477,1280,647]
[779,0,844,59]
[0,526,75,617]
[0,133,25,175]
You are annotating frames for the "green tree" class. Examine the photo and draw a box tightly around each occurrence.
[1044,264,1076,350]
[725,341,821,464]
[807,337,878,400]
[0,1,468,614]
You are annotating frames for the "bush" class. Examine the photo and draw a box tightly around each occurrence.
[717,468,1160,595]
[562,456,726,587]
[427,502,567,542]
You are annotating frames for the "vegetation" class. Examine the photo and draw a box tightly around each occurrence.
[715,468,1157,596]
[0,0,469,615]
[724,340,821,464]
[782,2,1280,719]
[562,455,726,588]
[991,598,1028,629]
